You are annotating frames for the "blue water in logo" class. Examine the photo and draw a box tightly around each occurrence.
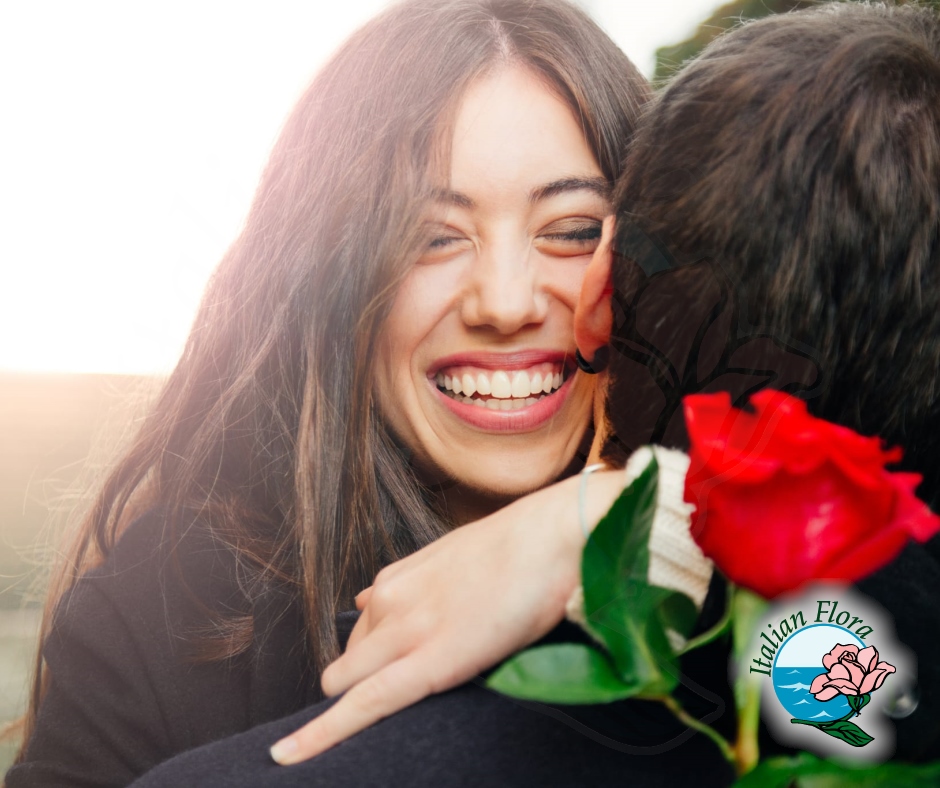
[773,666,851,720]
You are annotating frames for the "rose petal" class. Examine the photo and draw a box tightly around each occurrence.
[842,659,866,689]
[876,661,897,675]
[888,472,940,542]
[813,686,841,701]
[684,391,794,482]
[823,644,859,670]
[856,646,878,673]
[824,678,860,696]
[809,673,830,694]
[820,524,909,585]
[860,662,897,693]
[828,663,852,682]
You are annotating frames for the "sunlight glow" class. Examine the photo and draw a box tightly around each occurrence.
[0,0,721,374]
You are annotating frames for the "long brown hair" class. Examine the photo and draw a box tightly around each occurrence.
[18,0,650,757]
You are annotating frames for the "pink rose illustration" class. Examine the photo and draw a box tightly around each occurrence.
[809,644,896,701]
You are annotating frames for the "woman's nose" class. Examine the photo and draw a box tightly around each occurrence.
[460,242,547,334]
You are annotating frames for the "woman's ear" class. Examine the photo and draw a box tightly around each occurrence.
[575,216,614,362]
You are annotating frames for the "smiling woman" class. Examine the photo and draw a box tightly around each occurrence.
[6,1,649,785]
[377,66,608,516]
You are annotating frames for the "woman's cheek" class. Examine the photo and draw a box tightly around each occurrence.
[538,254,593,315]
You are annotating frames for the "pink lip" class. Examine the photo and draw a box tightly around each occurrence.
[431,366,578,433]
[428,349,569,376]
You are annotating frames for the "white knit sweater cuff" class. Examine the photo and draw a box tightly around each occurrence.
[565,447,713,635]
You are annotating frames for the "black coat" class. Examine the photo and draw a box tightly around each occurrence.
[7,510,940,787]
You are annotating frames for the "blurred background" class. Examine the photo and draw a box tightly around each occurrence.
[1,0,923,772]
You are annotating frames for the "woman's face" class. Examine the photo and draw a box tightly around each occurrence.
[376,65,608,519]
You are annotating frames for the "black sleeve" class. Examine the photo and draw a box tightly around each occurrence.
[125,610,738,788]
[5,511,311,788]
[6,582,180,788]
[127,678,736,788]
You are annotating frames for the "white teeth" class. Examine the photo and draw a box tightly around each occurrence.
[462,374,476,397]
[437,363,564,404]
[511,371,530,398]
[490,371,512,399]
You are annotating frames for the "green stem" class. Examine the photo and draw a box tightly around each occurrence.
[659,694,736,765]
[678,589,734,655]
[734,673,762,775]
[730,587,767,776]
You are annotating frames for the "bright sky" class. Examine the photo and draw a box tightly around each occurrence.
[0,0,721,375]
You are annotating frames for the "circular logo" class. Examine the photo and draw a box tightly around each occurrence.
[772,624,864,722]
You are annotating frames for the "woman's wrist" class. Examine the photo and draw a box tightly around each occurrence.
[545,470,627,606]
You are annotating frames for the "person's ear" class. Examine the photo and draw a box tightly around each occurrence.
[575,216,614,363]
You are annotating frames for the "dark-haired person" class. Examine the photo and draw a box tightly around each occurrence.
[6,2,652,786]
[587,0,940,760]
[171,0,940,781]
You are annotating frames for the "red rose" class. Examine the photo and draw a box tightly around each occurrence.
[682,390,940,599]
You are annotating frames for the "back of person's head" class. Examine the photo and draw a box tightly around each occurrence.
[606,2,940,511]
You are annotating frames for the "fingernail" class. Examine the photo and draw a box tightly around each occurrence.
[270,737,299,765]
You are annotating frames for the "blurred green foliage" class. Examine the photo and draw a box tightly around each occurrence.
[653,0,940,85]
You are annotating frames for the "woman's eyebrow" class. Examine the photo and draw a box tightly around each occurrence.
[529,176,610,203]
[432,189,475,209]
[431,177,610,210]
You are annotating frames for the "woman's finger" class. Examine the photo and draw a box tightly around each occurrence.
[321,615,414,697]
[341,602,373,655]
[354,586,373,610]
[271,655,432,765]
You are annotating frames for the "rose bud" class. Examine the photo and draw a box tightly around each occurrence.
[682,390,940,599]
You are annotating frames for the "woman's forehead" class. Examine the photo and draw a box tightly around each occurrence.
[441,65,603,206]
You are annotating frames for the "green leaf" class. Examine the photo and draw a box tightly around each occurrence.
[485,643,641,704]
[582,456,658,600]
[579,455,693,696]
[585,582,681,695]
[657,589,699,639]
[816,719,875,748]
[733,753,940,787]
[791,718,874,747]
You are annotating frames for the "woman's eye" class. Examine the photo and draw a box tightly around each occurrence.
[418,228,471,263]
[537,220,603,257]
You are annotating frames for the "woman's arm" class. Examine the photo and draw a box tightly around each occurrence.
[270,469,629,765]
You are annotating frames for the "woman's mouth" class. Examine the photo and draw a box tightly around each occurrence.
[434,361,565,410]
[427,356,578,432]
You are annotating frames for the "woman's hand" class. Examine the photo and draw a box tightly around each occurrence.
[269,469,626,765]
